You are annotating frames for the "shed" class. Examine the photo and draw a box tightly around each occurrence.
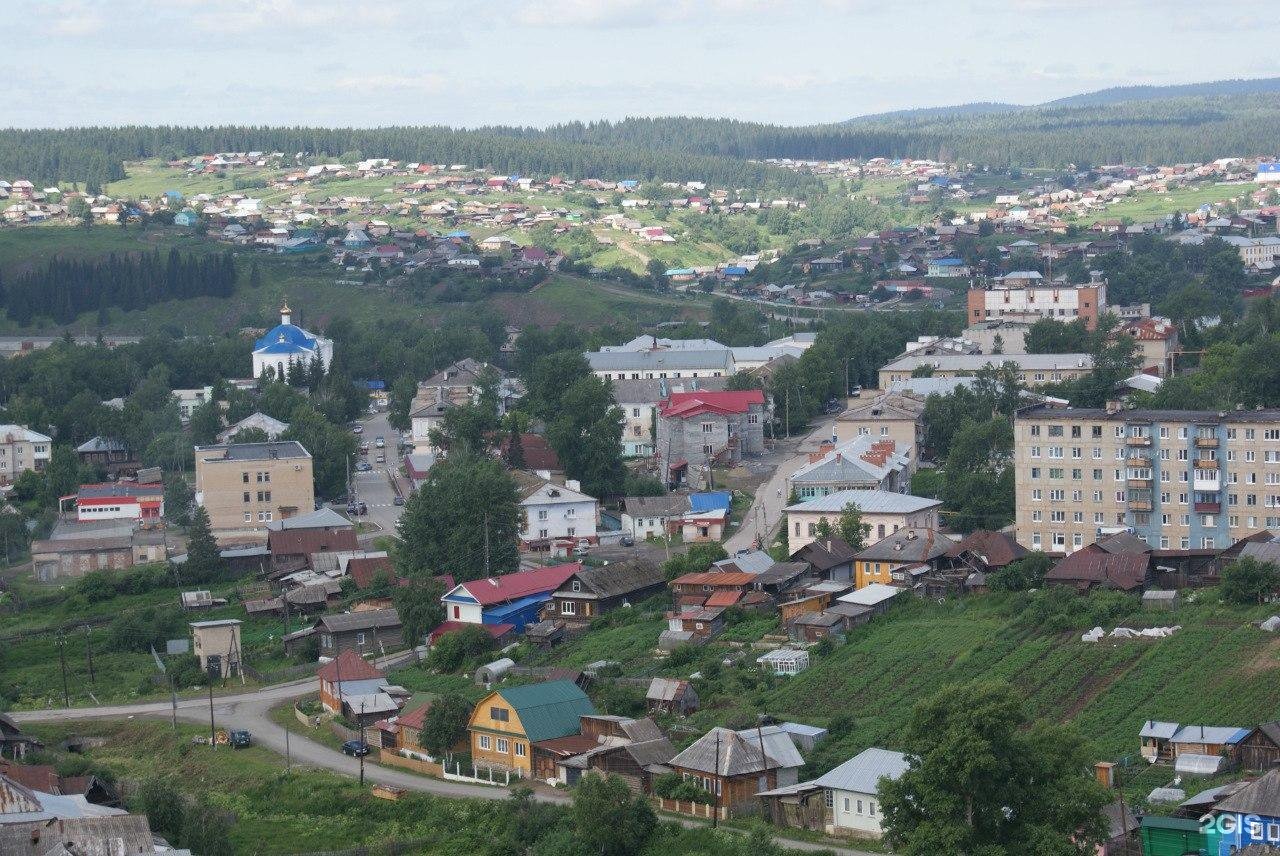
[776,722,828,752]
[475,658,515,687]
[646,677,699,715]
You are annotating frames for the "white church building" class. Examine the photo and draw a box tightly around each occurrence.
[252,302,335,380]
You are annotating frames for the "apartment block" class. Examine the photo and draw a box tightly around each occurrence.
[194,441,314,536]
[1014,405,1280,554]
[0,424,52,484]
[967,271,1107,331]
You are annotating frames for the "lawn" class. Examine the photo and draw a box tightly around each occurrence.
[1070,180,1258,225]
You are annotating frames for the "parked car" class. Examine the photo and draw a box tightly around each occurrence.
[375,436,386,448]
[352,425,363,435]
[393,496,406,506]
[356,461,372,472]
[341,740,370,757]
[573,539,591,556]
[619,535,634,547]
[375,453,386,464]
[229,729,252,749]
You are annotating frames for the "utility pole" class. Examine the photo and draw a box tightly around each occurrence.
[483,511,491,577]
[785,388,790,439]
[711,729,721,828]
[208,677,216,749]
[285,723,291,774]
[57,632,69,707]
[358,698,367,787]
[83,625,95,684]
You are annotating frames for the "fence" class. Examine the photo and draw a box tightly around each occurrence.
[441,761,520,786]
[330,721,362,743]
[378,749,442,777]
[653,796,727,820]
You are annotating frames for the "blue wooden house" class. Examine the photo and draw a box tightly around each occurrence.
[173,209,199,227]
[1212,769,1280,853]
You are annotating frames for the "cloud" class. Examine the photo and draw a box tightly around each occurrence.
[333,73,449,94]
[47,2,105,36]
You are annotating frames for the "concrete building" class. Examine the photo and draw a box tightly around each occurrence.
[190,619,242,679]
[877,353,1093,389]
[966,272,1107,330]
[514,472,599,550]
[785,490,942,552]
[0,425,51,484]
[833,395,925,467]
[655,390,766,487]
[611,377,728,457]
[409,358,519,454]
[194,441,314,536]
[586,348,734,382]
[787,435,910,500]
[1014,404,1280,553]
[70,483,164,523]
[1220,235,1280,270]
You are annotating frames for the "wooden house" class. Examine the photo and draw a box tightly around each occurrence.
[468,680,596,775]
[669,571,755,610]
[646,677,699,716]
[284,608,403,657]
[564,716,676,792]
[1238,722,1280,771]
[317,650,386,715]
[667,727,785,819]
[542,559,665,627]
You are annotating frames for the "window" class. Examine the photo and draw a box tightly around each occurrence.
[242,472,249,483]
[496,738,509,754]
[244,512,251,522]
[243,492,251,503]
[515,742,526,757]
[538,509,548,520]
[490,706,509,722]
[562,601,576,615]
[843,797,850,812]
[856,799,864,814]
[478,735,491,750]
[701,422,714,434]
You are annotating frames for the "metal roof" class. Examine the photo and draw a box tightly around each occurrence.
[786,489,940,515]
[837,583,906,607]
[586,349,734,373]
[494,680,597,743]
[814,747,909,794]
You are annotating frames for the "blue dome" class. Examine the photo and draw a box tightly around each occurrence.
[253,323,318,354]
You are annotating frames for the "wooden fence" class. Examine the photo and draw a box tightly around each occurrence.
[652,796,727,820]
[378,749,442,777]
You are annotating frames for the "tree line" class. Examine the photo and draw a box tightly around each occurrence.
[0,125,820,198]
[3,249,237,325]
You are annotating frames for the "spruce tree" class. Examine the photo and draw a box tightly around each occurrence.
[183,506,226,584]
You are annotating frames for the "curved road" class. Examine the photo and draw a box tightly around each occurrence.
[11,672,872,855]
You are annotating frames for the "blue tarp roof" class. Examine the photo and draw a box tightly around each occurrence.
[483,593,551,621]
[445,230,471,238]
[362,380,386,390]
[689,491,732,513]
[723,266,748,276]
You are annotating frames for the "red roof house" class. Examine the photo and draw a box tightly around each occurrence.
[658,390,765,419]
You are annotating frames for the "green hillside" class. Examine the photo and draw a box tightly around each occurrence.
[518,589,1280,796]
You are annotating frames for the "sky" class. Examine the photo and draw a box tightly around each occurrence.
[5,0,1280,129]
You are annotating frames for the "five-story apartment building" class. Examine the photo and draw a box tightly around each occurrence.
[1014,405,1280,553]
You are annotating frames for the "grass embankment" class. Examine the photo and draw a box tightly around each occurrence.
[2,572,309,709]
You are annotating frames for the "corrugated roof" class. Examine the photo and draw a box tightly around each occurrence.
[450,563,580,607]
[316,608,401,633]
[670,727,780,777]
[316,650,385,682]
[494,680,597,743]
[1214,769,1280,816]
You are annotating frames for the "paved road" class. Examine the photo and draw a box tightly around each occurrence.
[12,669,871,854]
[351,408,406,537]
[723,417,839,554]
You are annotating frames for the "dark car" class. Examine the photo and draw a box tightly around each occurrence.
[619,535,634,547]
[229,729,252,749]
[341,740,370,757]
[393,496,406,506]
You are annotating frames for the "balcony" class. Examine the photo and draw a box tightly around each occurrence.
[1194,501,1221,514]
[1194,436,1219,449]
[1194,458,1218,469]
[1126,478,1153,489]
[1125,435,1152,447]
[1127,499,1154,512]
[1193,477,1221,492]
[1125,453,1153,467]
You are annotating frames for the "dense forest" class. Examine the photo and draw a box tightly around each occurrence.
[2,249,237,325]
[0,126,821,196]
[5,87,1279,190]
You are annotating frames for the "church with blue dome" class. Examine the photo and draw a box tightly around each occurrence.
[252,302,335,380]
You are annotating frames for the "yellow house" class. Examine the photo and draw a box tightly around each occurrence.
[468,680,596,775]
[853,528,957,589]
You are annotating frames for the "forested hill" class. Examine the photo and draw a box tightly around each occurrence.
[1043,76,1280,108]
[0,125,823,196]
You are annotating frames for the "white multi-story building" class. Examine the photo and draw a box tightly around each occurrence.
[0,424,51,484]
[515,472,599,549]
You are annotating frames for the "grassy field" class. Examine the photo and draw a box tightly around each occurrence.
[2,572,309,709]
[500,587,1280,799]
[1070,180,1258,225]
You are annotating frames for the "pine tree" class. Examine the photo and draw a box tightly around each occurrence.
[505,423,526,469]
[249,261,262,289]
[183,506,227,584]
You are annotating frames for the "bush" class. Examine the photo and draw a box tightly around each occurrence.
[666,644,699,668]
[428,625,494,672]
[652,772,713,804]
